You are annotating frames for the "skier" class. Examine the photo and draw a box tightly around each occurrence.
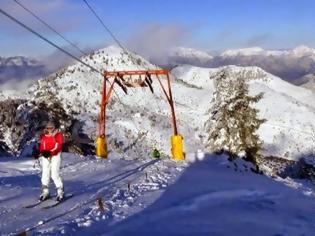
[35,121,64,202]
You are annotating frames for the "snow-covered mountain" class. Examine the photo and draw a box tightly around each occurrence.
[0,56,41,67]
[171,64,315,160]
[0,56,46,85]
[218,46,315,84]
[166,45,315,84]
[1,44,314,162]
[167,47,213,67]
[1,45,315,235]
[0,46,167,157]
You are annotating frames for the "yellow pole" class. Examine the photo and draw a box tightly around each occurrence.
[171,135,185,160]
[96,135,107,158]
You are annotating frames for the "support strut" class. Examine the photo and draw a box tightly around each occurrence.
[96,70,185,160]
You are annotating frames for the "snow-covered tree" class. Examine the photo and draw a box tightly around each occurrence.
[205,69,266,168]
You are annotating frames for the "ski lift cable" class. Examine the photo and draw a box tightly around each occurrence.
[81,0,140,101]
[82,0,124,50]
[81,0,164,113]
[82,0,177,148]
[13,0,88,57]
[11,0,129,103]
[0,7,127,101]
[82,0,146,132]
[0,8,101,74]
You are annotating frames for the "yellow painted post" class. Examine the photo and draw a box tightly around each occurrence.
[96,135,107,158]
[171,135,185,160]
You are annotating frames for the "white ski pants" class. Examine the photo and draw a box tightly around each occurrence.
[41,152,63,189]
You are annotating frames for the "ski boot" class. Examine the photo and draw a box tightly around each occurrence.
[56,187,64,202]
[39,185,50,201]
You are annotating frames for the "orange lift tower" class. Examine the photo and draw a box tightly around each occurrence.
[96,69,185,161]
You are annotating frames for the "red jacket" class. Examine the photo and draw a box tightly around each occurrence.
[39,132,63,156]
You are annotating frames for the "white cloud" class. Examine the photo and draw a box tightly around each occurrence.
[127,23,191,64]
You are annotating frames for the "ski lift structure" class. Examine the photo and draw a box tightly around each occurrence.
[96,69,185,161]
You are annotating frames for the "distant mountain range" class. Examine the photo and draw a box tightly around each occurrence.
[167,45,315,87]
[0,56,47,85]
[2,45,315,91]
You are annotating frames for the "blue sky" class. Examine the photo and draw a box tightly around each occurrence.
[0,0,314,57]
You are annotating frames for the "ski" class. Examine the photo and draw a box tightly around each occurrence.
[23,196,51,209]
[42,194,74,209]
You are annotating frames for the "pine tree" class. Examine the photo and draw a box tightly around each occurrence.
[205,69,266,169]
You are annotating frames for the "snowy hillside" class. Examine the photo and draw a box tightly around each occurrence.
[23,45,194,157]
[172,64,315,160]
[0,153,185,235]
[1,154,315,235]
[1,45,315,160]
[105,155,315,236]
[0,45,203,159]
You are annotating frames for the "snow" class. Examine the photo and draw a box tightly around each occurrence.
[2,154,315,235]
[1,45,315,235]
[103,155,315,236]
[2,45,313,160]
[0,153,184,235]
[171,64,315,160]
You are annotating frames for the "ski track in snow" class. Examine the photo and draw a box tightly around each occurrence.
[1,154,315,235]
[0,154,184,235]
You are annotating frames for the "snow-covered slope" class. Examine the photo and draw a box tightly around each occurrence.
[24,46,191,157]
[172,64,315,160]
[105,155,315,236]
[0,154,185,235]
[1,154,315,235]
[1,45,315,160]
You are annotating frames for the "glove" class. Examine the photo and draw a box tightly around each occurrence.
[42,150,51,158]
